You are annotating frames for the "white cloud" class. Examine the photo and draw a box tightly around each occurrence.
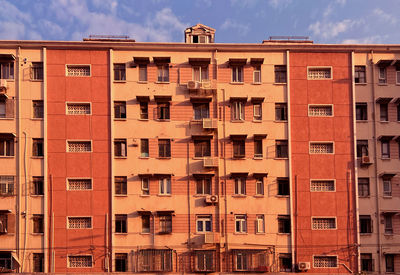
[335,0,346,5]
[268,0,292,9]
[342,35,385,44]
[373,8,397,25]
[220,19,250,36]
[0,21,26,40]
[308,19,362,40]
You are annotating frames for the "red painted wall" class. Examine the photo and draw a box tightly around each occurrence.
[290,52,358,273]
[47,49,110,272]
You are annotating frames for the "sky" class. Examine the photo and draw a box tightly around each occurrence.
[1,0,400,44]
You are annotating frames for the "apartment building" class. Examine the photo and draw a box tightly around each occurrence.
[0,24,398,274]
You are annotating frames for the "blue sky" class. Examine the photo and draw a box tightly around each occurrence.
[1,0,400,44]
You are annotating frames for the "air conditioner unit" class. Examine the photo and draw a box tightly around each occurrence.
[202,118,217,129]
[298,262,310,271]
[187,81,200,90]
[203,157,218,167]
[361,155,371,164]
[205,195,219,204]
[0,79,7,90]
[204,232,215,244]
[201,81,211,89]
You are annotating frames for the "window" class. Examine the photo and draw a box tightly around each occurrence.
[274,65,287,83]
[114,63,126,81]
[233,139,245,158]
[114,139,127,157]
[33,253,44,272]
[0,98,14,118]
[0,137,14,156]
[308,67,331,79]
[67,103,91,115]
[32,214,44,233]
[235,252,248,271]
[68,255,92,268]
[279,254,292,272]
[140,139,149,158]
[381,141,390,158]
[278,215,290,233]
[192,35,208,43]
[235,215,247,233]
[313,256,337,268]
[354,66,366,83]
[383,178,392,197]
[115,214,127,233]
[194,140,211,157]
[276,140,288,158]
[378,67,387,84]
[137,249,172,272]
[254,138,263,158]
[193,103,209,120]
[32,100,43,118]
[255,178,264,195]
[66,65,90,77]
[157,102,170,120]
[0,99,5,118]
[256,215,265,233]
[308,105,333,116]
[159,177,171,195]
[398,104,400,121]
[195,251,214,272]
[141,214,150,233]
[114,101,126,119]
[196,215,212,233]
[278,178,289,195]
[0,176,14,196]
[31,62,43,80]
[115,176,127,195]
[234,177,246,195]
[380,103,388,121]
[253,65,261,83]
[157,64,169,82]
[159,214,172,234]
[359,215,372,234]
[68,179,92,190]
[196,177,211,195]
[68,217,92,229]
[231,101,245,121]
[0,214,9,233]
[309,143,333,154]
[30,176,43,196]
[232,66,243,82]
[158,139,171,158]
[312,218,336,229]
[356,140,368,157]
[115,253,128,272]
[67,141,91,152]
[356,103,367,120]
[384,215,393,234]
[358,178,369,197]
[253,103,262,121]
[139,64,147,81]
[275,103,287,121]
[360,253,373,272]
[397,69,400,84]
[311,180,335,192]
[140,102,148,119]
[141,178,149,195]
[385,254,394,272]
[193,66,209,81]
[0,62,14,79]
[32,138,44,157]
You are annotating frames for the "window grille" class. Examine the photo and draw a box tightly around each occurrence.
[308,68,331,79]
[309,105,332,116]
[68,141,91,152]
[66,65,90,76]
[310,143,333,154]
[68,256,92,267]
[137,249,172,272]
[314,256,337,268]
[312,218,336,229]
[68,217,92,229]
[310,180,335,192]
[68,179,92,190]
[67,103,90,115]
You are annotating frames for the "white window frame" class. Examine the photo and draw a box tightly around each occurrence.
[232,66,244,83]
[192,66,209,82]
[253,103,262,121]
[232,101,245,121]
[159,177,171,195]
[141,178,150,196]
[378,67,387,84]
[313,255,338,268]
[381,141,390,159]
[307,66,332,80]
[234,177,246,195]
[67,255,93,268]
[235,214,247,233]
[196,215,212,233]
[67,217,92,229]
[256,214,265,233]
[255,178,264,195]
[310,179,336,192]
[309,142,334,154]
[308,104,333,117]
[196,177,211,195]
[67,178,93,191]
[311,217,337,230]
[66,140,92,153]
[65,64,91,77]
[66,102,92,115]
[253,65,261,83]
[383,178,392,197]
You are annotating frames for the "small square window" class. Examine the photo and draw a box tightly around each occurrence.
[277,178,289,195]
[159,214,172,234]
[356,103,367,121]
[193,103,209,120]
[114,63,126,81]
[139,64,147,82]
[66,65,90,77]
[235,214,247,233]
[158,139,171,158]
[274,65,287,83]
[313,256,337,268]
[196,215,212,233]
[157,65,169,82]
[115,214,127,233]
[194,140,211,157]
[278,215,290,233]
[32,138,44,157]
[68,179,92,190]
[115,253,128,272]
[114,139,127,157]
[32,176,44,195]
[232,66,243,83]
[359,215,372,234]
[312,218,336,229]
[157,102,170,120]
[307,67,331,79]
[311,180,335,192]
[68,255,92,268]
[276,140,288,158]
[360,253,373,272]
[0,176,14,196]
[309,143,333,154]
[275,103,287,121]
[140,139,149,158]
[193,66,209,81]
[68,217,92,229]
[114,101,126,119]
[0,61,14,79]
[358,178,370,197]
[32,100,44,118]
[196,177,211,195]
[308,105,332,116]
[0,137,14,156]
[115,176,127,195]
[67,141,91,152]
[356,140,368,158]
[31,62,43,80]
[32,214,44,233]
[355,66,366,83]
[141,178,149,195]
[67,103,91,115]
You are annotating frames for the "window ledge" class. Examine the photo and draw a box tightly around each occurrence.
[0,118,14,120]
[155,81,170,84]
[384,233,394,236]
[230,82,244,85]
[358,196,370,198]
[31,156,44,159]
[157,157,171,159]
[232,195,246,198]
[379,121,389,123]
[138,81,148,84]
[276,195,290,198]
[355,83,367,85]
[140,194,150,197]
[31,118,44,120]
[0,156,15,158]
[139,156,149,159]
[158,231,172,235]
[31,233,44,236]
[254,195,264,198]
[115,194,128,197]
[252,82,262,85]
[138,118,149,121]
[356,120,368,123]
[193,157,210,160]
[274,157,289,160]
[277,232,291,235]
[156,119,171,122]
[360,233,372,236]
[381,157,391,160]
[140,232,151,235]
[230,120,245,123]
[115,233,128,235]
[113,80,126,83]
[252,120,262,123]
[378,83,388,86]
[114,118,127,121]
[114,156,127,159]
[383,196,392,199]
[157,194,172,197]
[255,232,266,235]
[274,82,287,85]
[234,232,248,235]
[30,194,44,197]
[193,194,208,197]
[232,156,246,160]
[274,120,288,123]
[253,157,263,160]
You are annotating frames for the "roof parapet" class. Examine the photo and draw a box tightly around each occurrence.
[83,35,135,42]
[263,36,313,44]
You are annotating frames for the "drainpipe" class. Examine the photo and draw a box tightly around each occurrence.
[22,131,28,271]
[222,88,228,272]
[16,46,21,272]
[187,141,191,252]
[108,48,114,272]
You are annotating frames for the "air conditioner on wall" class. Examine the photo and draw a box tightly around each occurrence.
[361,155,371,164]
[187,80,200,89]
[205,195,218,204]
[298,262,310,271]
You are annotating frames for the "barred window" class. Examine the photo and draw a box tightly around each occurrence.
[308,68,332,79]
[314,256,338,268]
[68,255,92,268]
[309,105,333,116]
[0,175,14,195]
[67,103,91,115]
[68,179,92,190]
[68,141,91,152]
[68,217,92,229]
[310,180,335,192]
[66,65,90,77]
[312,218,336,229]
[310,143,333,154]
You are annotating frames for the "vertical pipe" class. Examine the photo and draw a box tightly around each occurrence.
[186,141,191,255]
[108,48,114,272]
[222,88,228,272]
[22,131,28,271]
[105,213,109,272]
[16,46,21,272]
[51,211,55,273]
